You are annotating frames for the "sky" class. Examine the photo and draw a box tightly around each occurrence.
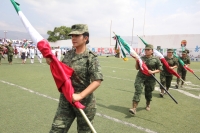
[1,0,200,39]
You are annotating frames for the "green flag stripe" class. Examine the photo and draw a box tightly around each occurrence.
[173,53,185,66]
[120,47,126,58]
[10,0,21,13]
[116,35,131,54]
[116,36,126,58]
[138,36,148,45]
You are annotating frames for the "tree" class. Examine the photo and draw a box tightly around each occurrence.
[47,26,71,42]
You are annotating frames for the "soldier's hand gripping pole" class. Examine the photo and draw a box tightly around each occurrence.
[151,74,178,104]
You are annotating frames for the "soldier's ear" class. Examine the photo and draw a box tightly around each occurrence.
[84,36,88,40]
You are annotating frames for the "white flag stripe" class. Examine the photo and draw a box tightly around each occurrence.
[153,49,164,59]
[18,11,43,44]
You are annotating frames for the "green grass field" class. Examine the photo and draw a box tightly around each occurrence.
[0,56,200,133]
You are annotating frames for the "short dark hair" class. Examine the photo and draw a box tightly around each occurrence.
[83,32,89,44]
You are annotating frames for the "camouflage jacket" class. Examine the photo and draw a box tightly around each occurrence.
[62,48,103,93]
[137,56,163,76]
[0,46,4,52]
[137,55,163,77]
[177,56,190,72]
[161,56,178,76]
[5,45,14,55]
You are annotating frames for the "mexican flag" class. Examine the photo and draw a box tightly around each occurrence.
[10,0,85,109]
[138,36,181,78]
[115,34,150,76]
[114,36,128,61]
[173,53,194,73]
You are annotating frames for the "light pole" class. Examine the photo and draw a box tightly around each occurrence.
[4,31,7,42]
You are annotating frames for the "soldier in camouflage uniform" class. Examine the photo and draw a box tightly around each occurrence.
[5,42,14,65]
[0,44,4,65]
[175,51,190,88]
[159,49,178,97]
[47,24,103,133]
[129,44,162,115]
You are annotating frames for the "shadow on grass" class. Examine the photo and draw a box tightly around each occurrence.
[97,103,163,125]
[97,103,130,116]
[114,88,134,93]
[152,92,162,98]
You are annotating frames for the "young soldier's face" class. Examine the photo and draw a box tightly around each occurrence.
[145,49,153,56]
[182,54,187,58]
[167,52,173,56]
[71,34,88,48]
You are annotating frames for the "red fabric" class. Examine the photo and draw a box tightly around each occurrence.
[14,48,18,55]
[160,58,181,78]
[137,60,150,76]
[37,39,85,109]
[183,65,194,73]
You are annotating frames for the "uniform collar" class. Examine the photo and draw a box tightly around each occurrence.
[144,55,153,59]
[71,48,90,61]
[166,55,174,59]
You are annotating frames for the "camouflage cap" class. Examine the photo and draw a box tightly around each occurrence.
[182,51,187,54]
[145,44,153,50]
[185,49,189,54]
[167,49,173,52]
[68,24,88,36]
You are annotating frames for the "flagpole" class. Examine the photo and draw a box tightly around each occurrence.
[180,78,188,84]
[151,74,178,104]
[79,109,97,133]
[132,18,134,46]
[193,73,200,80]
[143,0,147,38]
[110,20,112,46]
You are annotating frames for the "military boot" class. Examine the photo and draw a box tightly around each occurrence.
[146,101,150,111]
[129,101,138,115]
[181,82,184,88]
[175,84,179,89]
[160,89,164,97]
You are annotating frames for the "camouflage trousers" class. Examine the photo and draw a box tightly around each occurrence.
[160,74,173,89]
[133,75,156,102]
[49,93,96,133]
[0,53,3,62]
[177,70,187,85]
[7,54,13,62]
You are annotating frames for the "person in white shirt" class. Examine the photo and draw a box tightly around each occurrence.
[18,46,22,58]
[62,48,67,56]
[36,48,43,63]
[30,46,35,63]
[14,46,18,58]
[20,46,26,64]
[55,46,61,61]
[51,47,56,56]
[25,47,29,61]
